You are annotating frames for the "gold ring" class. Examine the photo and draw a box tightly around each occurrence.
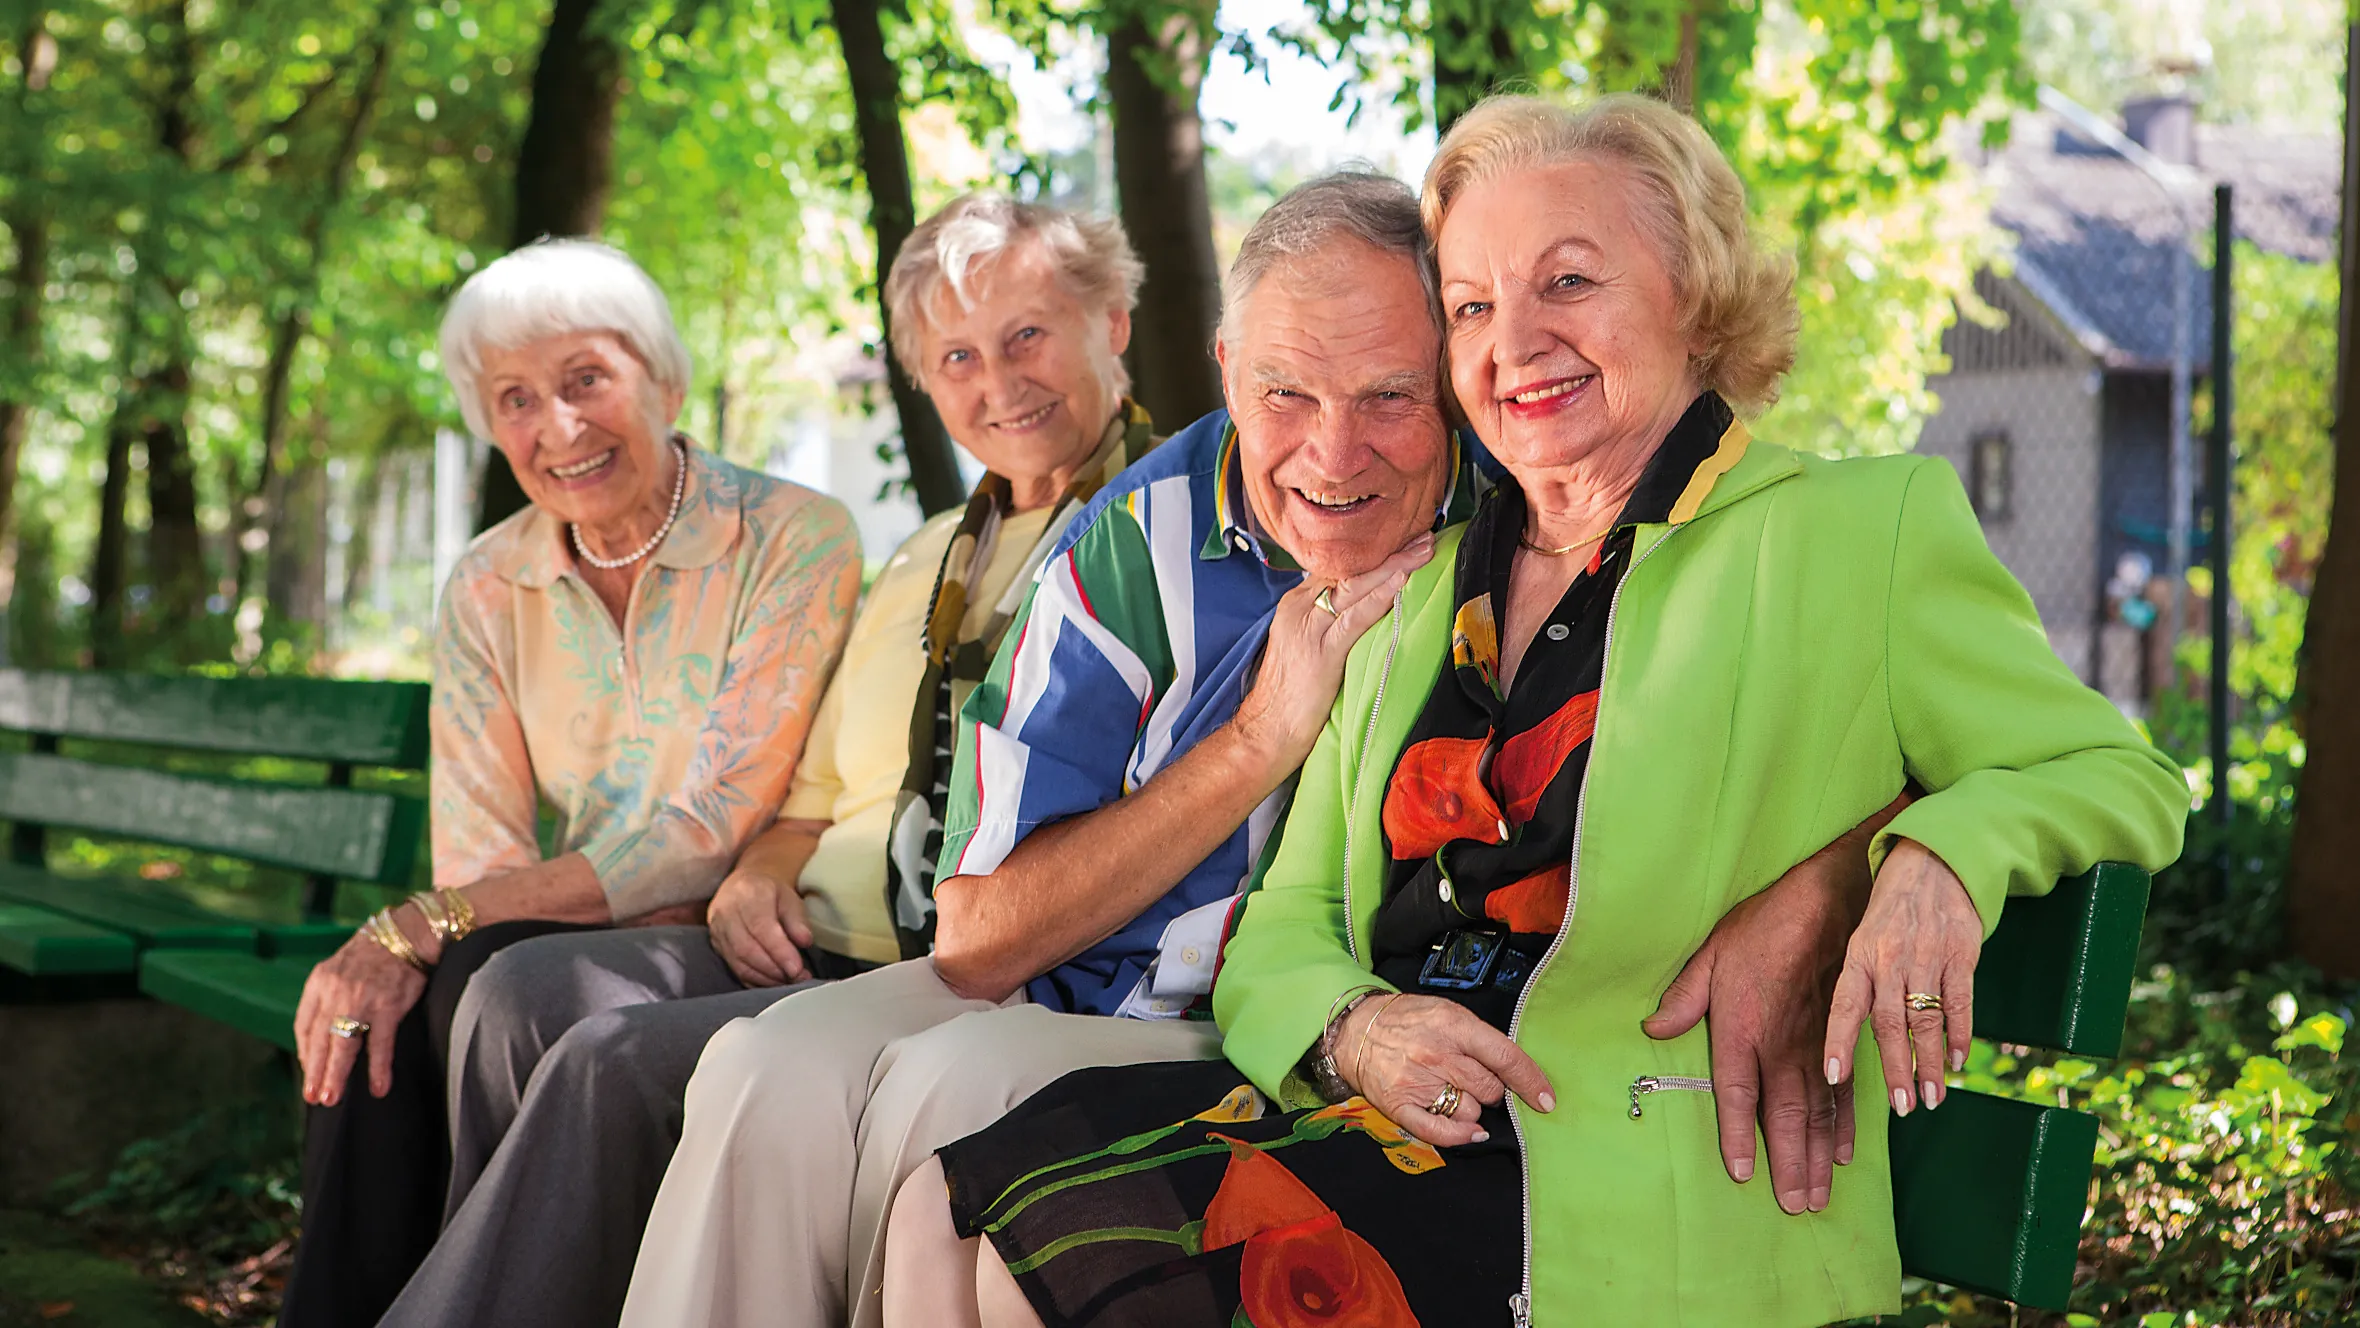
[1314,586,1339,618]
[1904,992,1943,1012]
[1429,1083,1463,1117]
[331,1016,370,1039]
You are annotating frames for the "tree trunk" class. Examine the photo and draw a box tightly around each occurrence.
[1107,0,1224,433]
[89,407,134,669]
[236,0,399,605]
[1432,0,1523,133]
[833,0,962,515]
[0,9,57,563]
[2288,20,2360,977]
[477,0,626,530]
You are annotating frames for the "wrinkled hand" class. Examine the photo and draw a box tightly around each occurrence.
[1338,993,1554,1148]
[1643,831,1873,1214]
[293,919,430,1107]
[1232,535,1433,773]
[708,866,815,987]
[1823,839,1983,1117]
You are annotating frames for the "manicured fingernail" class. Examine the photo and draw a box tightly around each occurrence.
[1471,1129,1490,1143]
[1730,1157,1754,1182]
[1891,1088,1911,1117]
[1951,1049,1966,1072]
[1536,1092,1556,1113]
[1825,1058,1842,1085]
[1923,1080,1942,1109]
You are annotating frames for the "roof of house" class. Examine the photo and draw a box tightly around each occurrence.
[1980,111,2339,370]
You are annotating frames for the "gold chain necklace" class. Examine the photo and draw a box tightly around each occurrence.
[1517,525,1613,558]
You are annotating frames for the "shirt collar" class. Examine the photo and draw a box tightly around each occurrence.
[1200,424,1474,569]
[486,436,738,589]
[1612,392,1742,529]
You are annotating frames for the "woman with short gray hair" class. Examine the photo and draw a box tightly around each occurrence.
[360,195,1159,1328]
[282,237,863,1327]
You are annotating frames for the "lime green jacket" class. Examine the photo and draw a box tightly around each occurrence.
[1212,429,2187,1327]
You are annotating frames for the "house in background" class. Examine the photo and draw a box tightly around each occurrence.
[1917,95,2336,711]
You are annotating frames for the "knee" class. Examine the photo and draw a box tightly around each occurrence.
[684,1013,805,1121]
[450,945,561,1063]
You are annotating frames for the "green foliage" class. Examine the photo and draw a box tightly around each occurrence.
[1904,967,2360,1325]
[2019,0,2346,132]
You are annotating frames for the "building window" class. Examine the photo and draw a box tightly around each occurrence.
[1970,431,2012,522]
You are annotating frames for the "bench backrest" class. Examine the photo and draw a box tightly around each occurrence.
[0,668,432,897]
[1888,862,2151,1310]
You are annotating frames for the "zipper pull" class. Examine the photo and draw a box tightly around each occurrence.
[1509,1292,1533,1326]
[1629,1076,1659,1118]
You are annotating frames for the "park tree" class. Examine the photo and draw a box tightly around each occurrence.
[2287,20,2360,979]
[1106,0,1223,430]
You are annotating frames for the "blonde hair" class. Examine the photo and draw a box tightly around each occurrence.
[885,192,1144,387]
[1422,93,1796,414]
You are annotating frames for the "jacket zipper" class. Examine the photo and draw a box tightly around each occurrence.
[1628,1075,1714,1118]
[1340,591,1405,964]
[1504,527,1674,1328]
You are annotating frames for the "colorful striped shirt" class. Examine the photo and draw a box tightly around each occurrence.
[935,410,1469,1018]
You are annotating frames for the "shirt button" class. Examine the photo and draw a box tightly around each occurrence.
[1546,623,1570,641]
[1496,819,1509,841]
[1438,879,1455,904]
[1181,946,1202,966]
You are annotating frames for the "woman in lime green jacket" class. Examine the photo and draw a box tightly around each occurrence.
[891,92,2185,1328]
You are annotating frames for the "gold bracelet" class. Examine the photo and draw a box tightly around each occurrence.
[440,887,478,941]
[366,908,431,973]
[410,891,451,942]
[1354,993,1405,1093]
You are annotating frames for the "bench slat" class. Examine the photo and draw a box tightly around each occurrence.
[1889,1089,2097,1310]
[0,669,429,767]
[1975,862,2151,1058]
[0,902,138,975]
[0,752,424,883]
[0,867,259,951]
[138,949,311,1052]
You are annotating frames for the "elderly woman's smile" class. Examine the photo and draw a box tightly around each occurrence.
[474,328,686,558]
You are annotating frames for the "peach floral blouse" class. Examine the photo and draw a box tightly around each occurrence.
[430,441,861,918]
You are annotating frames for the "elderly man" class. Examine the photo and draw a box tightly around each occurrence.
[621,170,1880,1328]
[373,192,1159,1328]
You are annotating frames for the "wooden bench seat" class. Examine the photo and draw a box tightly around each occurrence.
[136,950,316,1053]
[1890,861,2151,1309]
[0,669,429,1035]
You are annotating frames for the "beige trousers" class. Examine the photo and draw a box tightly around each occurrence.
[617,957,1223,1328]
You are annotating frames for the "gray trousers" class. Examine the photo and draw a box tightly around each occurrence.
[377,926,821,1328]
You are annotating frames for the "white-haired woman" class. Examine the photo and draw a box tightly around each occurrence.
[353,195,1158,1328]
[281,238,863,1327]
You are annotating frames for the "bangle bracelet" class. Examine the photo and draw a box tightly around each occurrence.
[1309,986,1388,1102]
[409,890,477,946]
[366,908,431,973]
[1354,993,1405,1094]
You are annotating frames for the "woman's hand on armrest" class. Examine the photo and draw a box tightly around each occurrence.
[1338,993,1555,1148]
[1821,839,1981,1117]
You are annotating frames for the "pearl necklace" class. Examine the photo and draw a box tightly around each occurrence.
[571,438,688,571]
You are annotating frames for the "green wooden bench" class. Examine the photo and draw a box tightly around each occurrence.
[1890,860,2151,1311]
[0,668,429,1050]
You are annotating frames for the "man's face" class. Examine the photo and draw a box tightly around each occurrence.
[1217,241,1449,581]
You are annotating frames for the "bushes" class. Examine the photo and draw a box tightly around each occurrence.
[1904,963,2360,1326]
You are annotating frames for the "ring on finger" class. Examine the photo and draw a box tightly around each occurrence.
[1429,1083,1463,1118]
[1903,991,1943,1012]
[331,1016,370,1039]
[1314,586,1339,618]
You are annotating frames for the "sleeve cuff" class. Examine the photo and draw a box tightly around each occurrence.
[1873,798,2012,940]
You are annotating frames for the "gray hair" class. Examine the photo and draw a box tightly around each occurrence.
[1217,170,1441,348]
[437,239,692,439]
[885,192,1145,385]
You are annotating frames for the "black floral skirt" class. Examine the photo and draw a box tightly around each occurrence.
[938,1059,1523,1328]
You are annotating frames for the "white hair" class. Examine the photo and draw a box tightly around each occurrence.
[885,192,1143,386]
[437,239,693,438]
[1218,171,1439,348]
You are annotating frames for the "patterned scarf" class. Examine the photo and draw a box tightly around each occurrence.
[887,399,1159,958]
